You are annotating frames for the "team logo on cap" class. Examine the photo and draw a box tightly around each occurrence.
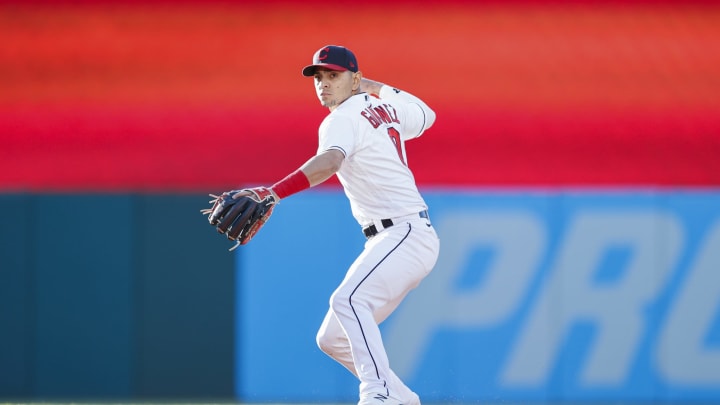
[318,47,330,60]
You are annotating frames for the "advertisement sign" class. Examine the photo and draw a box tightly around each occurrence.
[237,190,720,403]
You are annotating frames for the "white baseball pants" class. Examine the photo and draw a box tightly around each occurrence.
[316,216,440,402]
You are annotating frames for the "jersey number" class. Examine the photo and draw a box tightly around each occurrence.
[387,127,406,166]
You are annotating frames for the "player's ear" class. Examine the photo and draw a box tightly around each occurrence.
[352,71,362,91]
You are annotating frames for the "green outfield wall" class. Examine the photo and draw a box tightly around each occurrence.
[0,194,235,401]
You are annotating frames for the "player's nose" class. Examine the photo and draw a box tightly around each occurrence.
[315,78,329,88]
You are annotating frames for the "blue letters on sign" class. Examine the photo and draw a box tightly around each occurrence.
[236,189,720,403]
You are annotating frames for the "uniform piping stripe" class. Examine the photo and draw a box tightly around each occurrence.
[326,146,347,157]
[409,102,426,138]
[348,223,413,386]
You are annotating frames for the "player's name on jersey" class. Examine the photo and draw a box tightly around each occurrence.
[361,103,400,129]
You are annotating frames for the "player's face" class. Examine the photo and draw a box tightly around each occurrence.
[313,68,360,111]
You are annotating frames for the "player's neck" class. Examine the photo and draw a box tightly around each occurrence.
[328,92,361,112]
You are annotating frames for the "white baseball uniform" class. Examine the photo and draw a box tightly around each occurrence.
[315,85,440,404]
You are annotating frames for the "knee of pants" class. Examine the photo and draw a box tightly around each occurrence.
[316,324,344,355]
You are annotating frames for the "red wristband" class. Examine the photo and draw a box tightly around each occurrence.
[271,169,311,200]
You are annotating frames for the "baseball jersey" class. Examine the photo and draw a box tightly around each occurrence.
[317,86,436,226]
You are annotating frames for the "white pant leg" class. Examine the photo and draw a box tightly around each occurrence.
[316,309,356,375]
[318,220,439,399]
[317,310,418,402]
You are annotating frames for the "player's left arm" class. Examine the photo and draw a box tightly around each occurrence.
[256,113,352,201]
[297,149,344,187]
[223,149,343,203]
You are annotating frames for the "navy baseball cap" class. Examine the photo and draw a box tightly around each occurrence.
[302,45,359,77]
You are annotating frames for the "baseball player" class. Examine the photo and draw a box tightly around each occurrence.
[209,45,439,405]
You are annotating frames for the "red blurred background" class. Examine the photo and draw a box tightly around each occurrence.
[1,0,719,191]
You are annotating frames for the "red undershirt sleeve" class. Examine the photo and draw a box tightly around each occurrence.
[270,169,311,200]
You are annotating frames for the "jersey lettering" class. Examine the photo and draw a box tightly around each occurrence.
[361,104,400,129]
[387,127,406,166]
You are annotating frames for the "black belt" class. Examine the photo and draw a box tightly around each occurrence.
[362,210,429,239]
